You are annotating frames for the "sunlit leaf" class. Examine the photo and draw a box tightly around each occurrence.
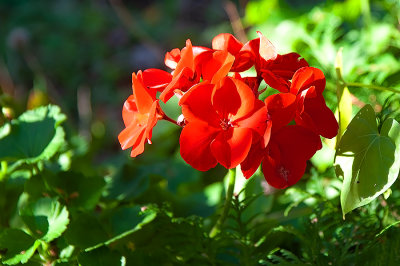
[20,197,69,242]
[335,105,400,217]
[0,105,66,164]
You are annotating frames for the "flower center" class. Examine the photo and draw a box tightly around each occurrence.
[220,118,232,130]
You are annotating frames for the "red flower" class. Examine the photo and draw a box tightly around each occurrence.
[260,52,309,92]
[160,40,211,102]
[290,67,338,139]
[262,125,322,189]
[240,92,296,178]
[242,32,308,92]
[179,77,268,171]
[141,68,172,92]
[118,72,164,157]
[196,49,234,84]
[212,33,254,72]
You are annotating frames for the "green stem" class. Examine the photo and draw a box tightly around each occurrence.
[346,82,400,94]
[209,167,236,238]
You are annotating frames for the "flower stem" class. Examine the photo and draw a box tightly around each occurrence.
[209,167,236,238]
[162,114,178,125]
[346,82,400,94]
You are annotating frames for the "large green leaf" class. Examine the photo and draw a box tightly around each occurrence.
[64,213,109,249]
[335,105,400,217]
[45,171,106,210]
[20,197,70,242]
[0,104,66,164]
[0,228,40,265]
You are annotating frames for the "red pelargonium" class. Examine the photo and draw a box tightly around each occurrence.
[240,92,296,179]
[262,125,322,189]
[242,32,309,92]
[160,40,205,103]
[119,32,339,191]
[118,72,164,157]
[179,77,268,171]
[290,67,338,139]
[212,33,254,72]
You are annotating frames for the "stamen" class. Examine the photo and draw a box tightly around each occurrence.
[220,118,232,130]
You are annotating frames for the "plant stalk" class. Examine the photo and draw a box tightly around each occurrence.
[209,167,236,238]
[346,82,400,94]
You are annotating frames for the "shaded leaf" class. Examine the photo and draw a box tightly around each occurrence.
[78,246,121,266]
[64,213,109,249]
[20,197,69,242]
[45,171,106,210]
[0,228,40,265]
[84,206,157,252]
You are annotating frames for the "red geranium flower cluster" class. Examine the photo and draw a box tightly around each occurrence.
[118,32,338,189]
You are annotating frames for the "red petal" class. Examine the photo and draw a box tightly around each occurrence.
[122,95,137,127]
[159,67,195,103]
[296,87,339,139]
[240,140,265,178]
[179,82,220,126]
[142,69,172,91]
[212,33,243,55]
[261,70,290,92]
[262,125,322,188]
[235,100,268,137]
[290,67,326,95]
[212,77,256,119]
[265,93,297,132]
[132,72,155,113]
[179,121,219,171]
[212,77,242,118]
[118,121,146,152]
[165,48,181,69]
[174,39,194,77]
[211,127,253,169]
[231,50,254,72]
[210,51,235,84]
[145,101,160,141]
[257,31,278,62]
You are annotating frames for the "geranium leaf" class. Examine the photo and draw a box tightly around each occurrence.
[335,105,400,217]
[44,171,106,210]
[0,104,66,164]
[78,247,122,266]
[20,197,70,242]
[0,229,40,265]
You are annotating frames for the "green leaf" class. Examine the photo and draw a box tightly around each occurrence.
[0,104,66,164]
[64,213,109,249]
[20,197,70,242]
[0,228,40,265]
[335,105,400,217]
[45,171,106,210]
[84,206,157,252]
[78,247,122,266]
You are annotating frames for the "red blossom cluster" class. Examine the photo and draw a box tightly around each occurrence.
[118,32,338,189]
